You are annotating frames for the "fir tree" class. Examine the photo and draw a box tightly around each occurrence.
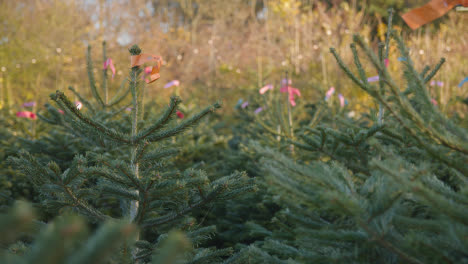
[8,44,255,263]
[229,9,468,264]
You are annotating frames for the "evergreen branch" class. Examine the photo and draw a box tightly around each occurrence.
[291,140,318,152]
[376,96,468,175]
[292,137,371,175]
[378,42,385,67]
[186,226,217,247]
[388,43,467,150]
[39,183,64,195]
[96,159,143,191]
[330,48,375,95]
[44,104,67,124]
[324,127,354,145]
[384,8,393,60]
[346,33,468,155]
[366,190,403,224]
[393,216,449,234]
[307,103,326,128]
[371,159,468,224]
[36,113,57,125]
[115,163,142,191]
[140,148,179,164]
[102,41,108,105]
[378,42,386,105]
[8,151,53,186]
[352,35,385,74]
[134,96,181,143]
[383,70,468,155]
[85,166,133,187]
[68,86,96,114]
[390,32,432,104]
[420,65,431,78]
[423,58,445,84]
[141,184,227,227]
[135,240,154,250]
[50,91,131,144]
[256,117,290,138]
[86,45,105,107]
[134,249,154,260]
[62,155,86,184]
[135,141,150,163]
[350,43,368,84]
[101,183,139,200]
[76,188,99,201]
[298,134,320,149]
[146,102,221,142]
[357,221,425,264]
[62,184,109,222]
[225,245,285,264]
[297,228,367,244]
[354,124,384,146]
[276,99,289,135]
[190,248,233,263]
[318,128,327,149]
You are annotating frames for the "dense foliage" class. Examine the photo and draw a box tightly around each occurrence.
[1,3,467,264]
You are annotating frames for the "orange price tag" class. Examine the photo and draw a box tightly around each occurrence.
[401,0,468,30]
[130,53,163,83]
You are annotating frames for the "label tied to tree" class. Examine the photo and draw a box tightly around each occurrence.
[401,0,468,30]
[130,54,163,83]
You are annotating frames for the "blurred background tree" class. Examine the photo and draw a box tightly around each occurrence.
[0,0,466,115]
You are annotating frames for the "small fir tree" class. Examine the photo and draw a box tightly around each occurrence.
[8,44,255,263]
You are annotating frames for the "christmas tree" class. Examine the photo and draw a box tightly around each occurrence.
[227,9,468,263]
[8,44,255,263]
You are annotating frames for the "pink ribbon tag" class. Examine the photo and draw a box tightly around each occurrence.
[367,76,380,82]
[338,94,345,107]
[281,78,292,86]
[430,80,444,87]
[176,110,184,119]
[164,80,180,88]
[22,101,36,107]
[366,61,387,83]
[144,66,152,74]
[16,111,37,120]
[259,84,273,94]
[254,107,263,114]
[281,86,301,106]
[103,58,116,78]
[289,94,297,106]
[325,87,335,100]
